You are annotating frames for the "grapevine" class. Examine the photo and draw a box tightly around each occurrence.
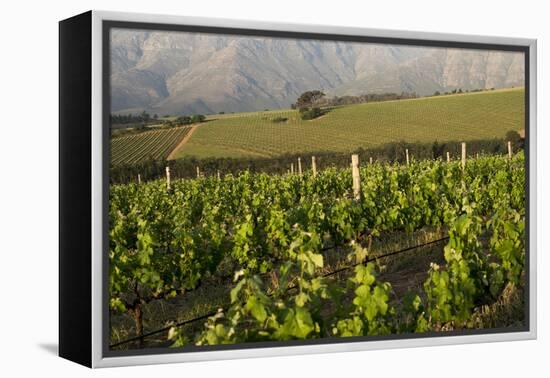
[108,153,526,346]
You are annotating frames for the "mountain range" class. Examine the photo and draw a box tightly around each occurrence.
[110,29,525,115]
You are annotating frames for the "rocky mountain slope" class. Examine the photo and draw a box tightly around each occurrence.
[110,29,524,115]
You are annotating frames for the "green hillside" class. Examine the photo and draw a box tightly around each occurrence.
[173,88,524,160]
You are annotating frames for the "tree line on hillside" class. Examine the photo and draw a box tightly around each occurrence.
[290,90,420,121]
[163,114,206,127]
[111,111,207,127]
[110,132,524,184]
[432,87,496,96]
[291,91,419,109]
[110,111,158,126]
[323,92,419,106]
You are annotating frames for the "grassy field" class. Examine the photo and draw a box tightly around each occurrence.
[172,88,524,159]
[111,126,191,166]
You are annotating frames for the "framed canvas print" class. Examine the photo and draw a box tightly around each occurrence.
[59,10,537,368]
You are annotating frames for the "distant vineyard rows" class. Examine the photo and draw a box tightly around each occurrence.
[110,126,191,166]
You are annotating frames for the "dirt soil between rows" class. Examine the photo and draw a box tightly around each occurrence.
[167,125,198,160]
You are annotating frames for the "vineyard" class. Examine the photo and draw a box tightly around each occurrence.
[173,88,525,159]
[110,126,192,166]
[109,152,526,349]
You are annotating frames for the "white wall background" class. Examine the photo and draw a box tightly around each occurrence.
[0,0,546,376]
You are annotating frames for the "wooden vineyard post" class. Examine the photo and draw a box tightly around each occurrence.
[298,157,302,175]
[405,148,410,166]
[461,142,466,171]
[351,154,361,201]
[508,141,512,159]
[137,174,141,185]
[217,170,221,180]
[369,157,373,165]
[291,163,294,174]
[311,156,317,177]
[446,152,450,163]
[165,166,170,189]
[196,166,200,178]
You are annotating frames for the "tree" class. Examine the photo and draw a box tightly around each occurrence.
[175,115,191,125]
[191,114,206,123]
[505,130,523,151]
[140,110,150,123]
[294,90,326,110]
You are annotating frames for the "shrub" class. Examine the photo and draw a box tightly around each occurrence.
[271,117,288,123]
[300,107,323,120]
